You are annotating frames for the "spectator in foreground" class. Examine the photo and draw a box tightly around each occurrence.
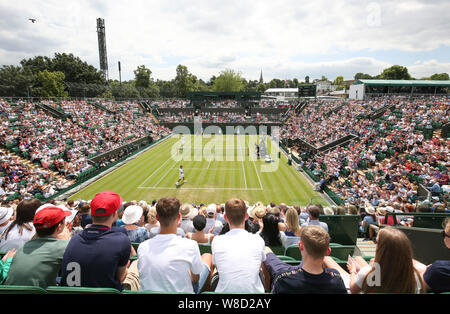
[137,197,212,293]
[285,208,302,237]
[179,203,195,234]
[211,198,266,293]
[4,206,72,288]
[0,198,41,251]
[417,217,450,293]
[300,205,328,233]
[259,213,286,247]
[0,249,16,284]
[144,206,159,232]
[122,205,150,244]
[205,204,223,235]
[0,206,14,235]
[262,225,347,294]
[325,226,425,294]
[186,215,215,244]
[60,190,131,291]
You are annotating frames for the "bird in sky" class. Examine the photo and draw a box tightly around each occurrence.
[29,18,36,23]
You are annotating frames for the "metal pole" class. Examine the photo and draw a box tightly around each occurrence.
[118,61,122,99]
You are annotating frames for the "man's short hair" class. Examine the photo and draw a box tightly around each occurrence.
[300,225,330,259]
[308,205,321,219]
[91,208,113,224]
[225,198,246,226]
[156,197,181,227]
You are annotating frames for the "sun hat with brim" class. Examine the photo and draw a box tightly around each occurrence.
[0,207,14,225]
[33,206,72,229]
[252,205,266,219]
[376,207,387,216]
[365,206,376,215]
[180,203,194,218]
[122,205,144,225]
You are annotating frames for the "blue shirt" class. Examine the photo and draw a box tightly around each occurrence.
[264,253,347,294]
[126,227,150,243]
[423,260,450,293]
[60,224,131,291]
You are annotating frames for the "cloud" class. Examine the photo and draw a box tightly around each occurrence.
[0,0,449,82]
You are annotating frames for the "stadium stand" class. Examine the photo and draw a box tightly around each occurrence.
[0,95,449,294]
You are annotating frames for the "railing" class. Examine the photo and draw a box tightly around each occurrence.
[384,212,450,229]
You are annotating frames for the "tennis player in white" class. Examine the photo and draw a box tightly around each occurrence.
[176,165,187,186]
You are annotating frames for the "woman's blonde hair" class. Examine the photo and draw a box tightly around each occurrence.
[285,208,301,235]
[362,227,424,294]
[146,206,157,224]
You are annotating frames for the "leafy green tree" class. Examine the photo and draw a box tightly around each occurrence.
[156,79,176,98]
[379,65,412,80]
[21,53,105,85]
[0,65,35,97]
[212,69,244,92]
[134,65,152,89]
[173,64,199,97]
[354,72,373,80]
[430,73,450,80]
[256,82,267,93]
[35,70,68,98]
[333,76,344,86]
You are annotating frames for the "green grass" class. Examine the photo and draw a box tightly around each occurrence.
[69,135,328,206]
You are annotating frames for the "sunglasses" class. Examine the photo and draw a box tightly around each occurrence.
[443,231,450,238]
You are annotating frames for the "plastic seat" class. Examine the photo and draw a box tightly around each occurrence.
[0,285,47,294]
[285,244,302,260]
[122,290,186,294]
[267,246,285,256]
[276,255,296,262]
[132,242,140,252]
[46,286,121,294]
[329,245,356,260]
[198,243,212,254]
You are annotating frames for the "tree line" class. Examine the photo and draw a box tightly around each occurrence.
[0,53,448,99]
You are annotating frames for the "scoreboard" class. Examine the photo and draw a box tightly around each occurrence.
[298,84,316,98]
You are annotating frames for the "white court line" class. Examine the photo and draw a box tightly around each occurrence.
[251,149,264,190]
[139,144,175,186]
[237,138,248,189]
[151,158,179,188]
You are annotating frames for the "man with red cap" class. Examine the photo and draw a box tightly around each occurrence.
[60,191,131,291]
[4,205,72,288]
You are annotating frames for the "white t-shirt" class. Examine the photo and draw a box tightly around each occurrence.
[212,228,266,293]
[137,234,204,293]
[179,168,184,178]
[355,265,422,294]
[0,223,36,251]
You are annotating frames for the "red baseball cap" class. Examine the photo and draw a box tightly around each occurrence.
[90,191,123,216]
[33,206,72,229]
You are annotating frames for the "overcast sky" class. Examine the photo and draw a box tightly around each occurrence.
[1,0,449,82]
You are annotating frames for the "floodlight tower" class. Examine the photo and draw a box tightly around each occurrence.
[96,18,109,81]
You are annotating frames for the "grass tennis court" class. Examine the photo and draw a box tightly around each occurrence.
[69,135,328,206]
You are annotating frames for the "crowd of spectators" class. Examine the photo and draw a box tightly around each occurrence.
[0,99,170,202]
[0,193,448,294]
[153,99,293,109]
[284,96,449,211]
